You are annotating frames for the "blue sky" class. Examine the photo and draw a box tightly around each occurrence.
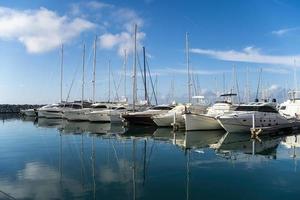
[1,0,300,104]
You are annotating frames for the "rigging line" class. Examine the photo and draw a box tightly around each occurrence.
[0,190,16,200]
[65,61,80,102]
[255,68,263,100]
[111,70,120,101]
[234,67,241,104]
[145,57,158,105]
[137,51,147,99]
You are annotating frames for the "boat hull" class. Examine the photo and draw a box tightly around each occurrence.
[64,109,91,121]
[122,114,156,126]
[184,113,223,131]
[88,112,123,123]
[22,109,36,117]
[153,113,184,127]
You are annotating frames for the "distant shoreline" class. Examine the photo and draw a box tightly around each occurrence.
[0,104,44,113]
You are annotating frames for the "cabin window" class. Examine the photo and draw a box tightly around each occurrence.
[280,106,286,110]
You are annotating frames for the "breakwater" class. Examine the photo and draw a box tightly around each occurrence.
[0,104,43,113]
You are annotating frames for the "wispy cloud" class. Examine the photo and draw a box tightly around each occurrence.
[0,6,95,53]
[272,27,300,36]
[190,46,300,67]
[152,68,229,76]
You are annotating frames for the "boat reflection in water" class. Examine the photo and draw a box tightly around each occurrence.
[3,116,300,199]
[213,131,290,160]
[36,117,125,135]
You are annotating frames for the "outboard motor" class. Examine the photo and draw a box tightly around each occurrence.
[272,98,277,103]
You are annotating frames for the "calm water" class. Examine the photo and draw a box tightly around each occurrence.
[1,114,300,200]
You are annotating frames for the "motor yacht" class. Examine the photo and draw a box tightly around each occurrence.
[63,102,108,121]
[217,102,290,133]
[279,90,300,119]
[88,105,127,123]
[183,93,237,131]
[38,102,82,119]
[122,105,174,126]
[20,108,37,117]
[152,104,188,127]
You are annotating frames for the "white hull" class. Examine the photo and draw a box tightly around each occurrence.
[217,111,290,133]
[22,109,36,117]
[40,110,63,119]
[153,113,184,127]
[88,111,123,123]
[64,109,91,121]
[184,113,222,131]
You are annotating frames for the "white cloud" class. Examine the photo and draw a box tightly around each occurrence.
[99,31,145,56]
[190,46,300,67]
[272,27,300,36]
[98,7,145,56]
[0,6,95,53]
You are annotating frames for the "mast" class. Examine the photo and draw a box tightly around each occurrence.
[186,32,191,103]
[294,59,297,91]
[133,24,138,111]
[108,60,111,102]
[92,36,97,103]
[124,49,127,99]
[60,44,64,103]
[143,46,148,104]
[82,43,85,108]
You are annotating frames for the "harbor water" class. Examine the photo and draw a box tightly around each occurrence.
[1,114,300,199]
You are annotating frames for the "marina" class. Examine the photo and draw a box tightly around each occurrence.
[2,0,300,199]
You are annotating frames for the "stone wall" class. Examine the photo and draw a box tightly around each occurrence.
[0,104,43,113]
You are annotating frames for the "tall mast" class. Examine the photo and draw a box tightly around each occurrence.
[186,32,191,103]
[60,44,64,103]
[132,24,138,111]
[124,49,127,99]
[294,59,297,91]
[82,43,85,108]
[143,46,148,104]
[108,60,111,102]
[92,36,97,103]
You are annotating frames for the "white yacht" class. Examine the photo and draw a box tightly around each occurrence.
[38,103,82,119]
[122,105,174,126]
[217,102,290,133]
[63,102,109,121]
[152,104,188,127]
[184,94,237,131]
[88,105,127,123]
[20,108,37,117]
[279,90,300,119]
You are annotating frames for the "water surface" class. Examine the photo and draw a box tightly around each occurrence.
[0,115,300,200]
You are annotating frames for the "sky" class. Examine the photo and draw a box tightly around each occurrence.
[1,0,300,104]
